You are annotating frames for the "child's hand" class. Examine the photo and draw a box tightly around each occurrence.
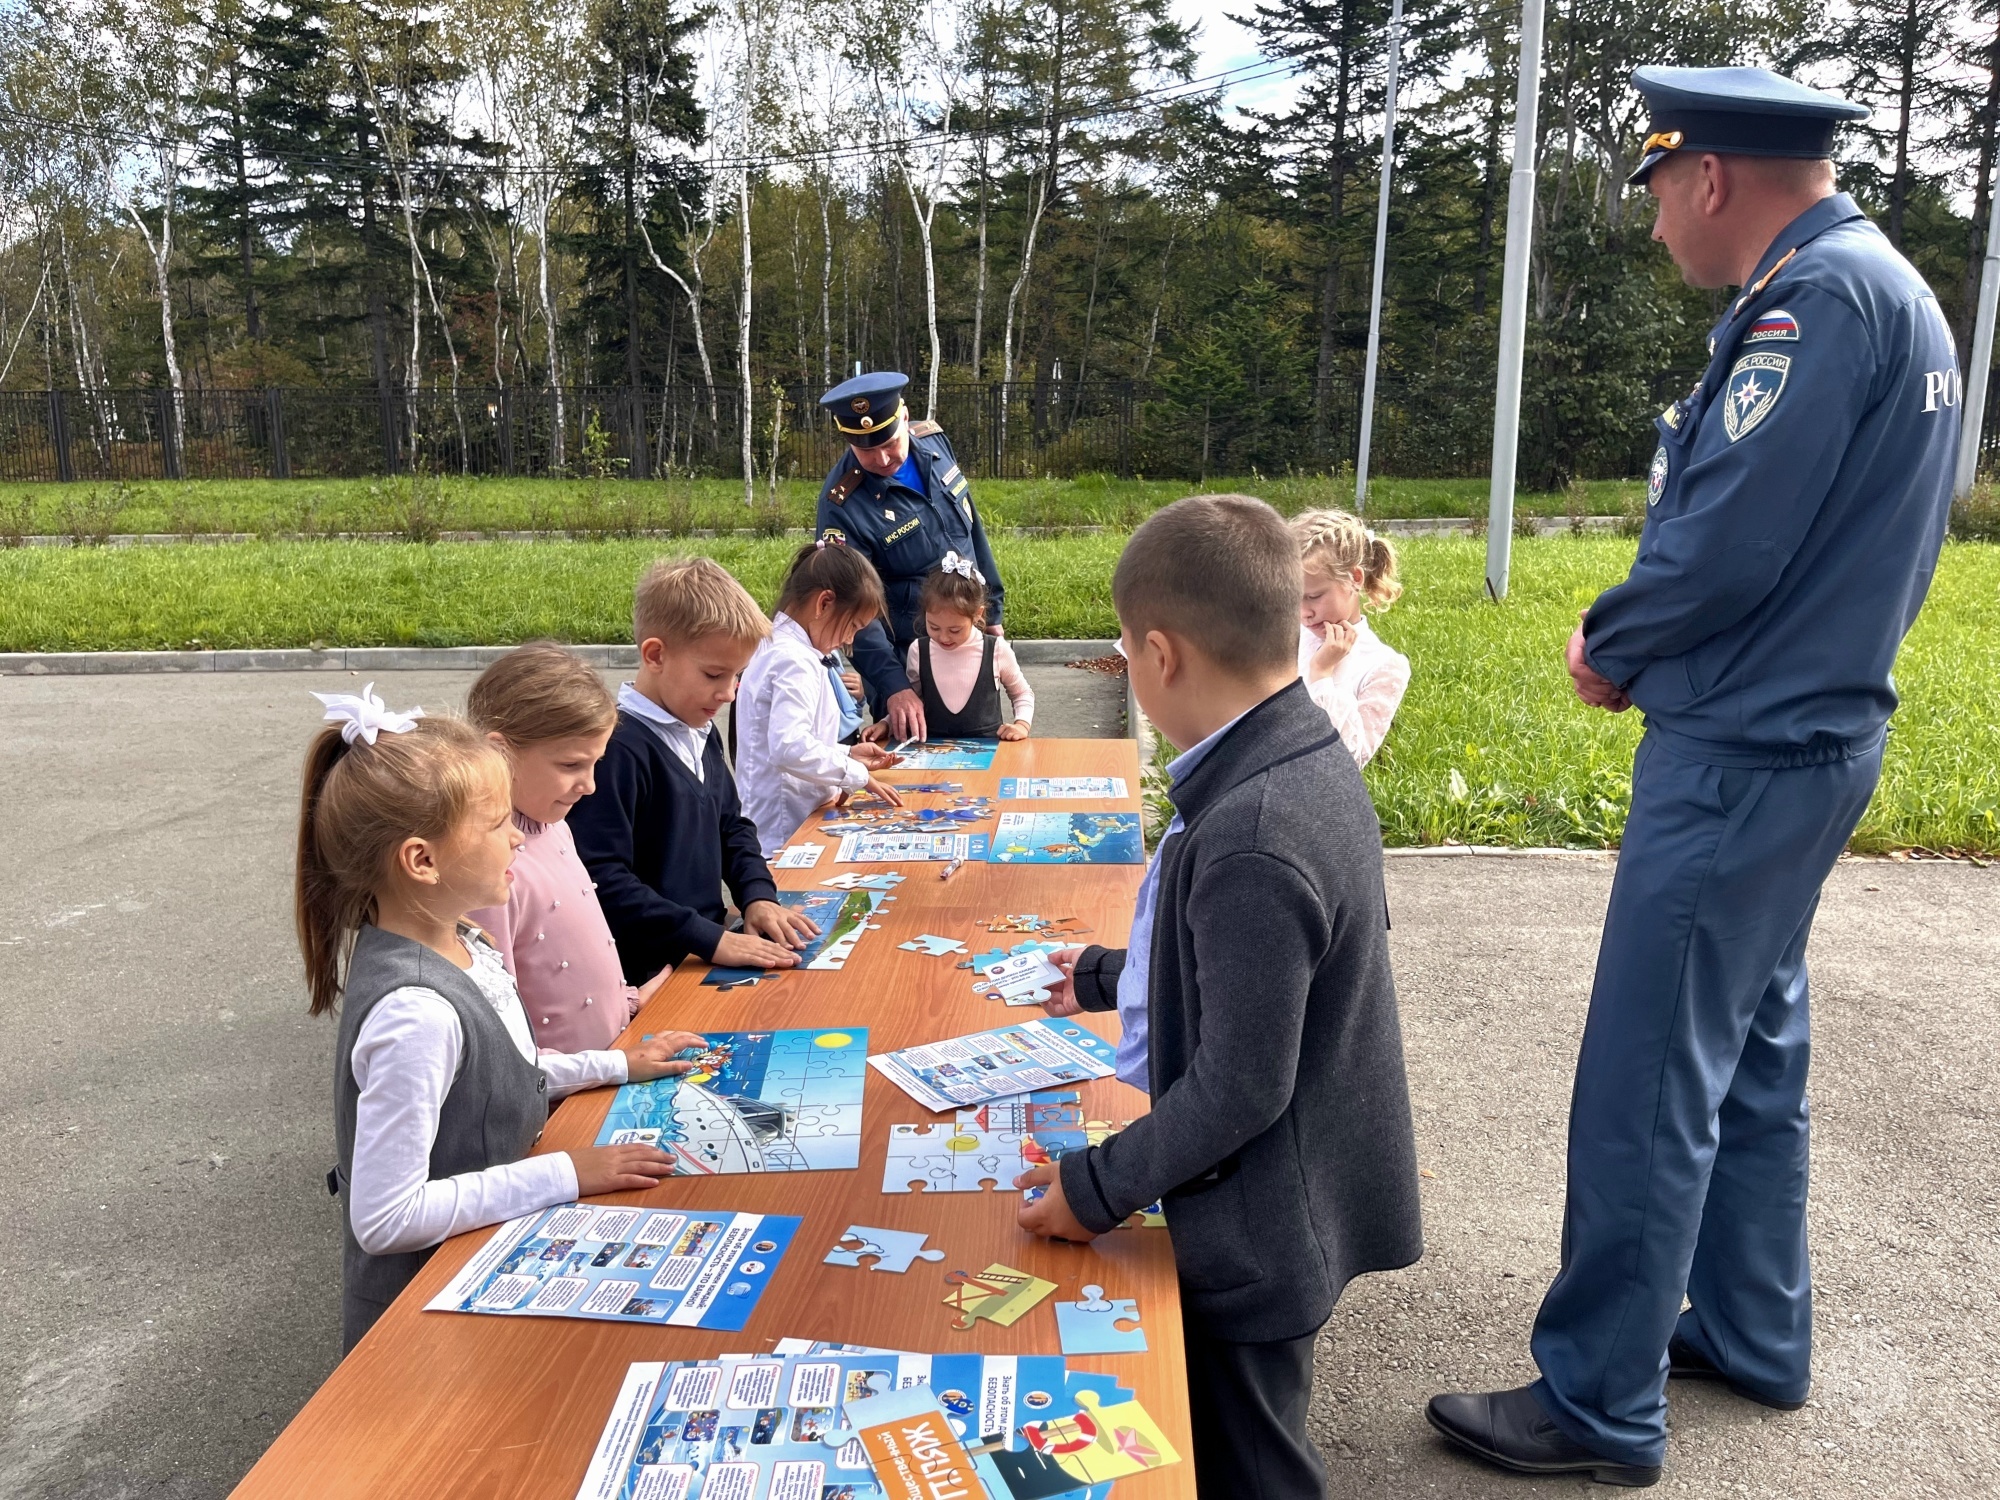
[635,964,674,1005]
[863,776,905,807]
[744,898,818,948]
[624,1029,707,1081]
[1015,1162,1098,1242]
[840,669,864,699]
[997,720,1030,742]
[1308,619,1358,681]
[713,930,801,969]
[860,721,891,743]
[1034,946,1087,1016]
[568,1143,677,1196]
[849,742,903,772]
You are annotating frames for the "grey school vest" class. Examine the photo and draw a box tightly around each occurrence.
[331,923,549,1352]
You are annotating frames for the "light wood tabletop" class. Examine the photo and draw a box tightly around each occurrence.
[232,736,1193,1499]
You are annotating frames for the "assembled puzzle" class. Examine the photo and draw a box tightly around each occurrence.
[595,1029,869,1174]
[988,812,1144,865]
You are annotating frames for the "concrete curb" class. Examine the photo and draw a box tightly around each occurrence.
[0,638,1122,677]
[1,515,1634,548]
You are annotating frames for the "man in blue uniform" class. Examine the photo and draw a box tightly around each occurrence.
[814,371,1005,742]
[1428,67,1959,1487]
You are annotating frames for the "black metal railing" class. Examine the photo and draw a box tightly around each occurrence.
[1,370,1828,485]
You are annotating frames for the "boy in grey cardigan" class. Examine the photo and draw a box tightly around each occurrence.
[1018,494,1423,1500]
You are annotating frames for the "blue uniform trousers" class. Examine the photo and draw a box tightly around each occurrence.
[1529,728,1882,1466]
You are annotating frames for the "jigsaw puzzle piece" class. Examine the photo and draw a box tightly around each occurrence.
[943,1263,1057,1330]
[825,1224,947,1273]
[1055,1288,1148,1354]
[897,933,969,956]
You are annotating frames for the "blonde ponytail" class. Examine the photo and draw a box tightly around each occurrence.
[1291,507,1402,610]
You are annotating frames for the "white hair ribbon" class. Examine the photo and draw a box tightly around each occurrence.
[939,550,985,585]
[311,683,425,746]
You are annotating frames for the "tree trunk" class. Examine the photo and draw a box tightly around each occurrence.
[1889,0,1918,249]
[819,183,833,387]
[1312,16,1354,440]
[972,135,991,378]
[1474,28,1505,315]
[228,62,262,342]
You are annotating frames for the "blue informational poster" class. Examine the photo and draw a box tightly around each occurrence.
[888,738,1000,769]
[988,812,1144,865]
[867,1019,1118,1113]
[594,1028,869,1174]
[427,1203,798,1332]
[573,1346,1139,1500]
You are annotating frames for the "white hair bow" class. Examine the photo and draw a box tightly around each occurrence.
[939,550,985,585]
[311,683,425,746]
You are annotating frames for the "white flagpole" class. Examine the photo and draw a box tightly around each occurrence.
[1355,0,1405,514]
[1485,0,1547,600]
[1956,161,2000,498]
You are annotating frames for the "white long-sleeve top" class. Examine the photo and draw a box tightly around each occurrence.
[348,932,628,1257]
[1298,617,1411,768]
[736,612,871,856]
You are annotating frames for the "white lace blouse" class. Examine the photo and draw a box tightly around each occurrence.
[1297,617,1411,768]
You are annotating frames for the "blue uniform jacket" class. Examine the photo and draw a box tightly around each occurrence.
[814,422,1005,704]
[1584,193,1958,762]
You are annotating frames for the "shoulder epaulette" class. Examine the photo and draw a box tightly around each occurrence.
[907,419,942,438]
[828,465,862,505]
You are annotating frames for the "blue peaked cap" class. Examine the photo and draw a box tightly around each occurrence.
[1628,67,1869,185]
[821,371,910,448]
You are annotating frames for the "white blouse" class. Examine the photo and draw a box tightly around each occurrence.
[347,932,627,1257]
[735,613,870,857]
[1298,617,1411,768]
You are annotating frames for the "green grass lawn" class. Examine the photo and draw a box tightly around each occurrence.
[2,533,1991,853]
[0,471,1644,539]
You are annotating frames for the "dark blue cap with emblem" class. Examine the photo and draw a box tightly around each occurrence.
[821,371,910,448]
[1627,66,1869,186]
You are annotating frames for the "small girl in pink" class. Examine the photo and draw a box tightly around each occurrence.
[466,642,671,1051]
[899,552,1034,741]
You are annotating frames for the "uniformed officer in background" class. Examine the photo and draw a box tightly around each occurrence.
[814,371,1006,743]
[1427,67,1960,1487]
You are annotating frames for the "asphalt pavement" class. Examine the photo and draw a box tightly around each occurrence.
[0,668,1992,1498]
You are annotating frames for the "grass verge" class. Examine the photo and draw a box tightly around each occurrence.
[2,534,1991,854]
[0,472,1645,539]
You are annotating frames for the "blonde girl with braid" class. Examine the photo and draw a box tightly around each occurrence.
[1291,509,1411,767]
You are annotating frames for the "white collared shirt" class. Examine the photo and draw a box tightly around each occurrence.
[347,931,628,1257]
[618,681,711,782]
[736,613,871,857]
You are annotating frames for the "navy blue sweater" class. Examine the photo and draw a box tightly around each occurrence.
[568,710,778,979]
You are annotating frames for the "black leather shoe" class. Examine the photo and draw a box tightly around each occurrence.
[1426,1386,1662,1487]
[1667,1335,1809,1411]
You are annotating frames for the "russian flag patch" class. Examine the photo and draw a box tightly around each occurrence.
[1746,309,1799,343]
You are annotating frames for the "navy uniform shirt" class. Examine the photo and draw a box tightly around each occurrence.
[815,421,1006,704]
[1584,192,1959,762]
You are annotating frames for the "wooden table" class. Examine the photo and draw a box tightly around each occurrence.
[234,737,1192,1499]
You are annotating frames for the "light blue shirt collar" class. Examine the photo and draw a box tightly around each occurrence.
[1112,709,1249,1091]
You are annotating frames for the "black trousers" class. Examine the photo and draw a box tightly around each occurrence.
[1183,1308,1328,1500]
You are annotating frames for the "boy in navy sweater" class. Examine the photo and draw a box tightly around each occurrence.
[570,557,818,981]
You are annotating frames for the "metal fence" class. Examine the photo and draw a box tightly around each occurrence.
[12,370,1959,485]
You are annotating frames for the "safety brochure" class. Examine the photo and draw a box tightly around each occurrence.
[595,1028,868,1173]
[573,1347,1162,1500]
[836,830,990,864]
[868,1018,1117,1112]
[427,1203,798,1332]
[988,813,1144,865]
[997,777,1129,801]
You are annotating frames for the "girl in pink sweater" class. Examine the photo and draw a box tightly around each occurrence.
[902,553,1034,740]
[466,642,672,1051]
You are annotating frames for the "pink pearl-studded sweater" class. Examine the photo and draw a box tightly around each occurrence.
[468,812,648,1053]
